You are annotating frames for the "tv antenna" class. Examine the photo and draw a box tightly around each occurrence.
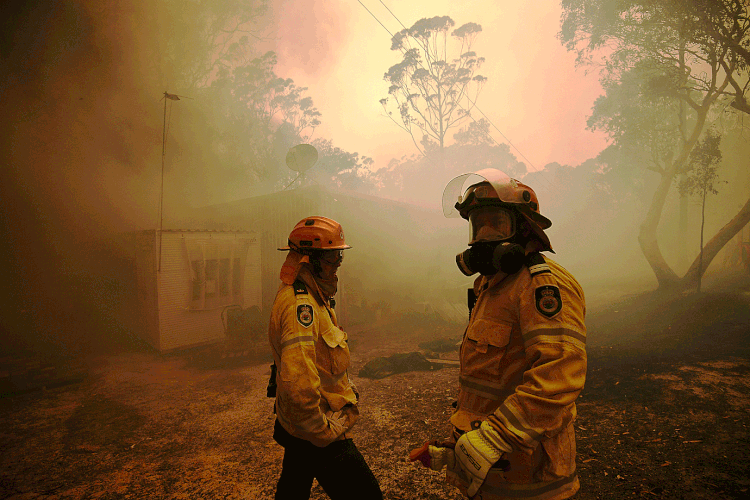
[283,144,318,190]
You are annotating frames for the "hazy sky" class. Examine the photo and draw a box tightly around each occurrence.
[263,0,609,172]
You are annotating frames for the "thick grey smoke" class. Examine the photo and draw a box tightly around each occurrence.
[0,0,345,355]
[1,1,170,353]
[3,0,745,359]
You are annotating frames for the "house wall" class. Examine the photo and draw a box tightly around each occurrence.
[196,187,331,317]
[196,185,466,330]
[257,191,331,317]
[156,231,261,351]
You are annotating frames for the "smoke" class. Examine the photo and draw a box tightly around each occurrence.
[0,0,170,353]
[267,0,352,79]
[0,0,344,355]
[2,0,744,359]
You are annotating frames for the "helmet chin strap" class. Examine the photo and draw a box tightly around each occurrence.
[309,254,339,299]
[288,241,314,256]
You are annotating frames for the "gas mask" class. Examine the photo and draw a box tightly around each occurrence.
[456,241,525,276]
[455,205,525,276]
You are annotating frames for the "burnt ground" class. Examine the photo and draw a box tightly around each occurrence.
[1,276,750,499]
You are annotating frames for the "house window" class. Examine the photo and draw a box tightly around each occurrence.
[219,258,230,297]
[205,259,218,298]
[187,239,248,310]
[191,260,203,301]
[232,257,242,296]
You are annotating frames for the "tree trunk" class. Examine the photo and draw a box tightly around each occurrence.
[697,190,706,293]
[678,175,689,268]
[638,168,680,288]
[680,194,750,289]
[639,99,714,289]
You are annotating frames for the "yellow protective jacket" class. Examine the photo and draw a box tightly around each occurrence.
[447,253,587,500]
[268,279,359,447]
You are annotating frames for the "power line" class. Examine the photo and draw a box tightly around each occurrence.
[378,0,407,30]
[378,0,540,173]
[464,94,540,174]
[357,0,395,37]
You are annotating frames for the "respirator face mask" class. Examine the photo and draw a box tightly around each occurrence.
[455,207,525,276]
[456,241,525,276]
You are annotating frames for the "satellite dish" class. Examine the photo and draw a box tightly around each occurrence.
[286,144,318,173]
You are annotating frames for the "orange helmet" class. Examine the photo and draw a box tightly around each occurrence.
[278,216,352,253]
[443,169,553,251]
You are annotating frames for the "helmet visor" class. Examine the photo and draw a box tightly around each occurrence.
[469,207,515,244]
[442,169,514,218]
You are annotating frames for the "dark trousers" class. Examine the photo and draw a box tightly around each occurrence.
[273,420,382,500]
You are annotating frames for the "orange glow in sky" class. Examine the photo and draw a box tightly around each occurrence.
[264,0,609,172]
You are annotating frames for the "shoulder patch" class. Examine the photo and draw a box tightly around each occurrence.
[293,280,308,296]
[526,252,551,277]
[297,304,314,327]
[535,285,562,318]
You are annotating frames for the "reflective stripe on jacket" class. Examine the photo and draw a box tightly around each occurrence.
[268,281,358,447]
[447,254,586,500]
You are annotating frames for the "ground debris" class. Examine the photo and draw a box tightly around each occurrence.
[2,288,750,498]
[358,351,443,379]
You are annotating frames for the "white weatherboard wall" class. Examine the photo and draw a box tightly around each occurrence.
[156,230,261,351]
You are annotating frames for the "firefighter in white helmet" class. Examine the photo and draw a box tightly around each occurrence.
[410,170,587,500]
[267,216,382,499]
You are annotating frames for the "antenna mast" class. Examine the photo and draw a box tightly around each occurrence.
[158,91,182,271]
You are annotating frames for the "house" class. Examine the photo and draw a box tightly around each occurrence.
[108,184,469,351]
[196,184,468,330]
[121,229,262,352]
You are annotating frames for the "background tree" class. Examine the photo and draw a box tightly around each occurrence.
[228,51,322,142]
[221,51,322,187]
[150,2,381,201]
[560,0,750,290]
[149,0,270,90]
[174,50,379,201]
[379,16,487,169]
[681,0,750,115]
[373,118,525,206]
[448,119,527,176]
[309,138,375,193]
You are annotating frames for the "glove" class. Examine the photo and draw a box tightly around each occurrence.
[326,404,359,434]
[348,374,360,402]
[454,421,512,498]
[409,440,456,471]
[326,413,346,436]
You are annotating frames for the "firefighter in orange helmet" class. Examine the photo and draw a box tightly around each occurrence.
[410,170,587,500]
[267,216,382,500]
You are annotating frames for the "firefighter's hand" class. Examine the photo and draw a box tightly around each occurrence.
[327,414,346,436]
[327,404,359,434]
[347,374,359,402]
[409,441,455,471]
[455,422,511,497]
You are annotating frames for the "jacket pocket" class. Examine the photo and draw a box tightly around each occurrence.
[461,319,513,391]
[320,326,350,375]
[465,318,512,353]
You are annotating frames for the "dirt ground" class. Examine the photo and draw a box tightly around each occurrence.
[1,276,750,499]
